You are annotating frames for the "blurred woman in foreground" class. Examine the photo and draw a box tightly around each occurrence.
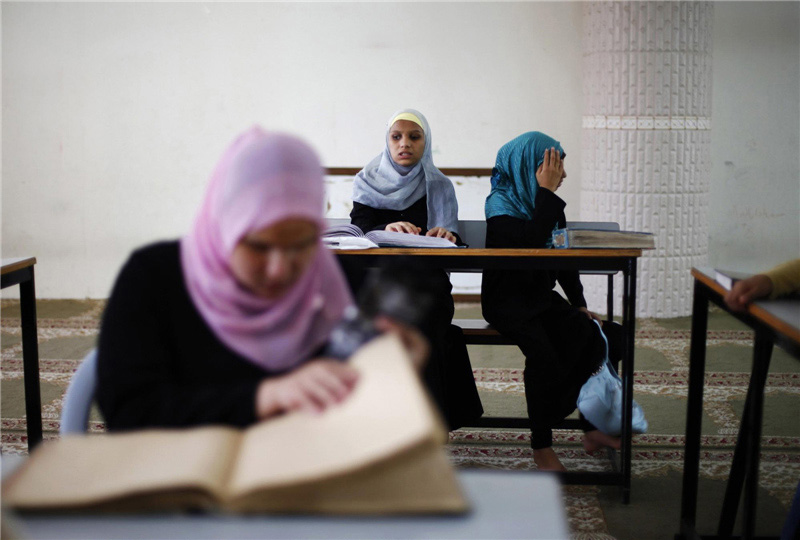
[97,127,427,430]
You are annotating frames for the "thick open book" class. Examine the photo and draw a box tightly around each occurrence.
[323,223,458,249]
[552,228,655,249]
[2,336,467,515]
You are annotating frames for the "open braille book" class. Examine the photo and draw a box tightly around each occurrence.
[2,336,467,515]
[323,223,460,249]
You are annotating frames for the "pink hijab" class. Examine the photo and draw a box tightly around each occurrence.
[181,127,353,371]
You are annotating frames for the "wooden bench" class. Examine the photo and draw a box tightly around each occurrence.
[323,167,619,347]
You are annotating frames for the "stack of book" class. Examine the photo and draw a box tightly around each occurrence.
[552,228,655,249]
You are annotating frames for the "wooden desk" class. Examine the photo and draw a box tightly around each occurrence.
[1,257,42,451]
[336,247,642,502]
[325,218,623,325]
[677,267,800,540]
[1,466,569,540]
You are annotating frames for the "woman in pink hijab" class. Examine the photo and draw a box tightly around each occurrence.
[97,127,426,430]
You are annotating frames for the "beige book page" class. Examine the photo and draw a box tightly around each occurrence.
[3,426,241,509]
[230,443,468,514]
[228,335,441,497]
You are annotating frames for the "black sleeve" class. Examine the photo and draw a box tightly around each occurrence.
[350,202,390,233]
[548,193,587,308]
[485,188,567,249]
[96,249,261,431]
[557,270,587,308]
[485,189,587,308]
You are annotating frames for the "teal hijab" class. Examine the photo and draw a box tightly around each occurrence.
[484,131,565,220]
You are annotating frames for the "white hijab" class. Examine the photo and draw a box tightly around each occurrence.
[352,109,459,233]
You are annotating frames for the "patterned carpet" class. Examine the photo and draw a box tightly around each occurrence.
[1,299,798,539]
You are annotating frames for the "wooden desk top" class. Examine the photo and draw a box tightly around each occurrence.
[692,267,800,345]
[326,167,494,177]
[1,257,37,275]
[335,248,643,257]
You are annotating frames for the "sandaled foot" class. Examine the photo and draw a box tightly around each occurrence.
[533,447,567,472]
[583,430,621,453]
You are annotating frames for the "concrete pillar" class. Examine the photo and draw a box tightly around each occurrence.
[581,1,713,317]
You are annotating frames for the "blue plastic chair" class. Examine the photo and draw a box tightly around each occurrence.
[59,349,98,435]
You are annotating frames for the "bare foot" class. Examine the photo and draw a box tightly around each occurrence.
[533,447,567,472]
[583,430,621,453]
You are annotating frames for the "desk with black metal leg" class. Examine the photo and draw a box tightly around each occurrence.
[1,257,43,451]
[336,246,642,502]
[677,267,800,540]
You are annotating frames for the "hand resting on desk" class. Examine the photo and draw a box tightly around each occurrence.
[724,274,773,312]
[724,258,800,312]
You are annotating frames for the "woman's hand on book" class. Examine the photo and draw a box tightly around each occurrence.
[374,316,430,372]
[386,222,421,234]
[255,360,360,418]
[724,274,773,312]
[425,227,456,244]
[536,147,565,192]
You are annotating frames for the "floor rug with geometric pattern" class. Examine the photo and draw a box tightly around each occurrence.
[2,300,798,539]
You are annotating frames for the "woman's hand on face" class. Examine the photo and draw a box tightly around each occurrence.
[255,359,359,419]
[386,222,422,235]
[425,227,457,244]
[535,147,565,192]
[373,316,430,372]
[578,307,603,323]
[724,274,773,312]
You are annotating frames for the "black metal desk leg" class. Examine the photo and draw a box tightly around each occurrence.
[742,331,773,540]
[717,377,755,537]
[620,260,636,504]
[607,274,614,322]
[679,281,709,539]
[716,329,774,538]
[19,271,43,451]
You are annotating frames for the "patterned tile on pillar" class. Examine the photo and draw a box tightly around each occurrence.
[580,1,713,317]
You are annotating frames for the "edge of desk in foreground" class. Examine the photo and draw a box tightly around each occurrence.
[334,248,643,257]
[692,267,800,345]
[1,257,37,276]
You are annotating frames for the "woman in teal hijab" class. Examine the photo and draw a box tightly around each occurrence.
[482,132,622,471]
[485,131,565,222]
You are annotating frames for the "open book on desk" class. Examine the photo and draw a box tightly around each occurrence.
[2,336,467,515]
[323,223,459,249]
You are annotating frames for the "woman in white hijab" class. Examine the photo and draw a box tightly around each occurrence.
[347,109,483,430]
[351,109,460,241]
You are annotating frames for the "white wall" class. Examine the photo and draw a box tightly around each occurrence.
[709,2,800,272]
[2,2,584,298]
[2,2,798,301]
